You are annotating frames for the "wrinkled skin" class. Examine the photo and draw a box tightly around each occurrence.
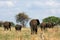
[30,19,40,34]
[15,24,22,31]
[3,22,11,31]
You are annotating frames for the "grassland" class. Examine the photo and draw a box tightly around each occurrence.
[0,25,60,40]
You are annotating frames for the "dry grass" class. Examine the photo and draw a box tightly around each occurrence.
[0,26,60,40]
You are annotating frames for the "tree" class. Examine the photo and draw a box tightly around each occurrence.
[15,12,30,27]
[58,19,60,25]
[43,16,60,25]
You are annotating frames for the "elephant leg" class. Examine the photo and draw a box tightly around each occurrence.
[44,27,47,32]
[9,26,11,31]
[41,27,43,31]
[34,26,37,34]
[7,28,9,30]
[35,28,37,34]
[4,27,6,31]
[31,27,34,34]
[10,27,11,31]
[44,27,45,30]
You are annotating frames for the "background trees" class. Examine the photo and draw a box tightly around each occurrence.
[43,16,60,25]
[15,12,30,27]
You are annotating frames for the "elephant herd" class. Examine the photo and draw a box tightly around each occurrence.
[2,19,56,34]
[30,19,56,34]
[3,21,22,31]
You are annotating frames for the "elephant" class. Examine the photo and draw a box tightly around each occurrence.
[46,22,55,28]
[30,19,40,34]
[40,22,55,31]
[15,24,22,31]
[3,21,11,31]
[40,22,47,31]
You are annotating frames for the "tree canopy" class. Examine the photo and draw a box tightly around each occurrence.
[43,16,60,25]
[15,12,30,27]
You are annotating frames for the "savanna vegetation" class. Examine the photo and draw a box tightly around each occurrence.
[0,26,60,40]
[0,12,60,40]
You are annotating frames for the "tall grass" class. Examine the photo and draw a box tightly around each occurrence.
[0,26,60,40]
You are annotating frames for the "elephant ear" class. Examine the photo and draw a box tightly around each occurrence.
[9,22,11,26]
[36,19,40,25]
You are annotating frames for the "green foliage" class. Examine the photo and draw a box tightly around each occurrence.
[16,12,30,27]
[43,16,60,25]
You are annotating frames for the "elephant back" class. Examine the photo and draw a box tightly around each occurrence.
[3,22,10,26]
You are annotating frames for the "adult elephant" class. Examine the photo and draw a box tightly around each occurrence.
[40,22,55,31]
[3,22,11,31]
[46,22,52,28]
[15,24,22,31]
[42,22,53,31]
[30,19,40,34]
[40,22,47,31]
[46,22,55,28]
